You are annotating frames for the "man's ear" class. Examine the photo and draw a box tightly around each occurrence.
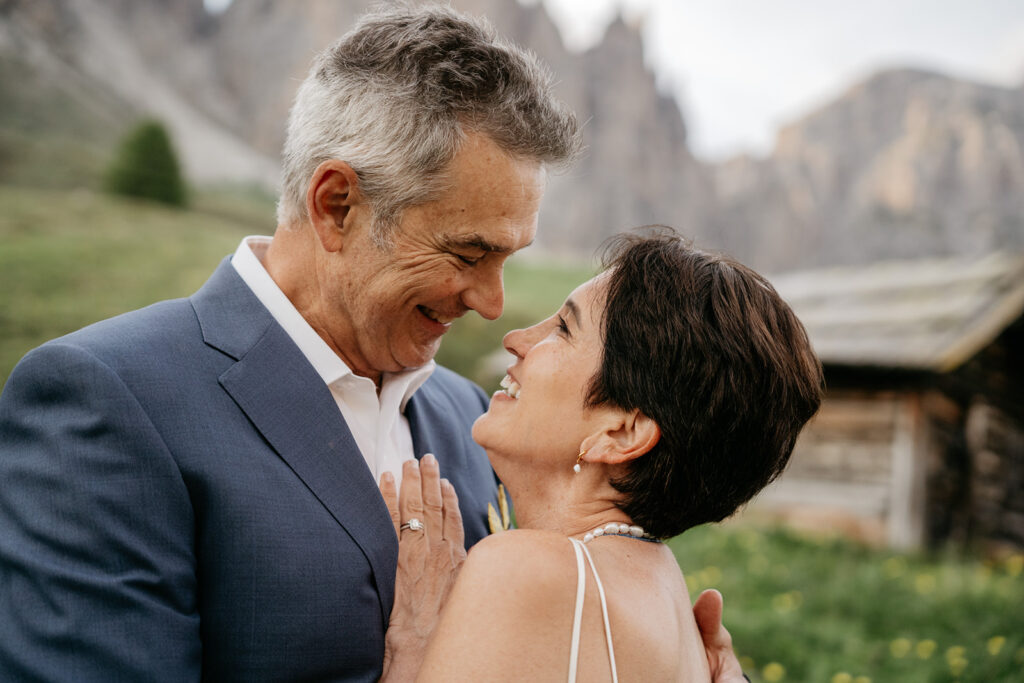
[583,410,661,465]
[305,159,363,253]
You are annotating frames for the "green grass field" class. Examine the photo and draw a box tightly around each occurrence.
[0,186,271,384]
[2,184,1022,682]
[672,525,1024,682]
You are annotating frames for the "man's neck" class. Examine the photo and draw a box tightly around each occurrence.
[262,228,384,387]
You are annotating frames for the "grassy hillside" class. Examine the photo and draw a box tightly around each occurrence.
[0,186,271,383]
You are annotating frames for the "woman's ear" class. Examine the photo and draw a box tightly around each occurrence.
[583,410,661,465]
[305,159,363,253]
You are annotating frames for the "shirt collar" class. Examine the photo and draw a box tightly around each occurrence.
[230,235,435,405]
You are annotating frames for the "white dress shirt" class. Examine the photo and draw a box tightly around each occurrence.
[231,236,434,490]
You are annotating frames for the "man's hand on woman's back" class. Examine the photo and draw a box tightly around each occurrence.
[694,589,749,683]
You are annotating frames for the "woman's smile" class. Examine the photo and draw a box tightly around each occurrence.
[498,373,521,399]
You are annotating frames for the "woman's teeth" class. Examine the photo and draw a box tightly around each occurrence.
[499,374,521,399]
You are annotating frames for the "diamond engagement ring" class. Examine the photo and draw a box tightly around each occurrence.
[400,518,424,532]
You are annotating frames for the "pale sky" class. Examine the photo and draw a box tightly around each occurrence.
[206,0,1024,160]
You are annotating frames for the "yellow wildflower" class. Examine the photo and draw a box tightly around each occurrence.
[890,638,911,658]
[914,573,936,594]
[882,557,906,578]
[830,673,852,683]
[987,635,1006,656]
[915,639,936,659]
[771,590,803,613]
[762,662,785,682]
[945,645,966,662]
[1006,554,1023,577]
[948,656,968,676]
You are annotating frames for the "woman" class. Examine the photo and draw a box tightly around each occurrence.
[380,229,824,681]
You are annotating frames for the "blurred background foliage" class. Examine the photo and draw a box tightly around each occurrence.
[103,120,186,207]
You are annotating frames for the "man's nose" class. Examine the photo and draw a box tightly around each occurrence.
[463,267,504,321]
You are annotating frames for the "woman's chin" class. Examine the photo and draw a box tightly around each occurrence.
[470,413,488,447]
[471,418,509,474]
[472,408,509,447]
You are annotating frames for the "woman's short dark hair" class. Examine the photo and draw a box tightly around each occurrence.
[588,227,824,539]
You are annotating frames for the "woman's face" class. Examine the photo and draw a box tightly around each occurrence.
[472,274,609,471]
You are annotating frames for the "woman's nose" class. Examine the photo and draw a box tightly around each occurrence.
[503,319,547,358]
[502,327,526,359]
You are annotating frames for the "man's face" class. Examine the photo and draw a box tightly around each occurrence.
[325,133,545,379]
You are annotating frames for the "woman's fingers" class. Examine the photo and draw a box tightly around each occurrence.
[420,454,444,541]
[391,456,459,552]
[379,471,400,537]
[399,459,424,535]
[440,478,464,549]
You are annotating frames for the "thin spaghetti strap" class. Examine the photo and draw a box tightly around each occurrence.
[567,538,587,683]
[578,541,619,683]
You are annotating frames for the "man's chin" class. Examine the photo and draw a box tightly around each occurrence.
[394,340,442,371]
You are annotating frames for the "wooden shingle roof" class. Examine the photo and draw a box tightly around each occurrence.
[769,252,1024,372]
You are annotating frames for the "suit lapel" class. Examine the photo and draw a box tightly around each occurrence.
[192,260,399,625]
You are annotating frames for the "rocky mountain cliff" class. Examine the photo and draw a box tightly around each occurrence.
[0,0,278,187]
[714,69,1024,270]
[2,0,1022,271]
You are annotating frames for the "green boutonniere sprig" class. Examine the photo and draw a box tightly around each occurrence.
[487,484,511,534]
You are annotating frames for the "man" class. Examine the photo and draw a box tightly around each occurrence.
[0,6,743,681]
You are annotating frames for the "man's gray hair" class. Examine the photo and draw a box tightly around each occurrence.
[277,4,581,243]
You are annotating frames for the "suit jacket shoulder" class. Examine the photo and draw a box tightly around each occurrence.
[0,260,396,682]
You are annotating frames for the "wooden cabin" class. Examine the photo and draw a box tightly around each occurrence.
[744,252,1024,551]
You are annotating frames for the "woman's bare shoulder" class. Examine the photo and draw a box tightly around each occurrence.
[467,529,574,562]
[458,529,576,594]
[417,530,579,680]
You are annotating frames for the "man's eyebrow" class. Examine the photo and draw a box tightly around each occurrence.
[439,233,533,255]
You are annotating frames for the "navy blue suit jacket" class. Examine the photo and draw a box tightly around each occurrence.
[0,259,499,681]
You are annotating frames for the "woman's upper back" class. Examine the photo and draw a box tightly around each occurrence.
[417,529,711,682]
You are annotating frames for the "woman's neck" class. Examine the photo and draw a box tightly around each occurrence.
[506,476,634,539]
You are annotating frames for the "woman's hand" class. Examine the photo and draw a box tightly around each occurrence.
[379,454,466,682]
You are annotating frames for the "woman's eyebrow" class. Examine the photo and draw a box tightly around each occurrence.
[564,298,581,327]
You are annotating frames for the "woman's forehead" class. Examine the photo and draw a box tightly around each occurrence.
[566,273,610,320]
